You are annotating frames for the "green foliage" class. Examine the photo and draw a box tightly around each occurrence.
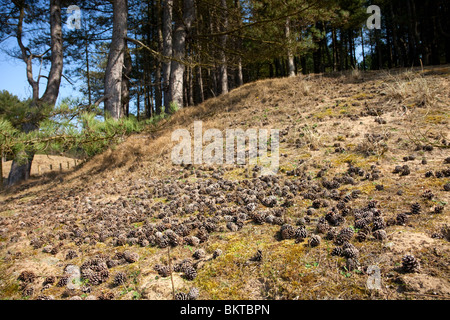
[168,102,180,114]
[0,95,151,161]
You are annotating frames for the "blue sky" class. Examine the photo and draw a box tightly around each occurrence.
[0,38,81,104]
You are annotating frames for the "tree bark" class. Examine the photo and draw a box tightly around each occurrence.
[40,0,63,106]
[104,0,128,120]
[162,0,173,109]
[332,28,338,72]
[8,0,63,187]
[169,0,195,110]
[219,0,229,93]
[286,18,296,77]
[121,42,132,117]
[155,0,163,114]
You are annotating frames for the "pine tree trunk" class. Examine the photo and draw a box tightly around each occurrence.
[197,66,205,103]
[286,18,296,77]
[332,28,338,71]
[219,0,229,94]
[121,41,132,117]
[169,0,195,109]
[104,0,128,119]
[162,0,173,109]
[389,3,402,67]
[155,0,163,114]
[8,0,63,187]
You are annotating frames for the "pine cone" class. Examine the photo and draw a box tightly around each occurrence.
[193,249,206,260]
[373,229,387,241]
[396,213,408,225]
[175,292,189,300]
[113,272,127,286]
[174,259,193,273]
[411,202,421,215]
[280,224,296,240]
[335,227,354,245]
[184,266,197,281]
[226,222,239,232]
[295,226,308,240]
[184,236,200,247]
[346,258,358,271]
[213,249,223,259]
[22,285,34,297]
[316,222,329,234]
[325,228,337,240]
[402,255,420,273]
[343,243,359,258]
[308,235,321,247]
[65,250,78,260]
[18,271,36,284]
[372,217,386,231]
[354,218,371,230]
[252,212,266,225]
[43,276,56,286]
[421,190,434,200]
[249,249,263,262]
[98,292,115,300]
[56,276,69,287]
[154,264,171,277]
[331,246,344,257]
[188,287,199,300]
[123,250,139,263]
[434,205,444,214]
[196,228,209,243]
[355,229,369,242]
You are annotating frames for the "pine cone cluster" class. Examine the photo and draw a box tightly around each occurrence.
[342,242,359,259]
[80,258,109,286]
